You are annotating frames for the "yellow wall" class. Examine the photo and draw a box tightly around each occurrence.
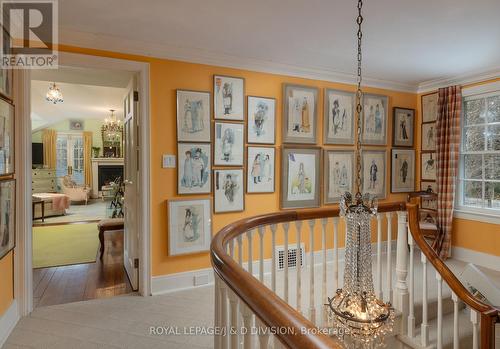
[0,251,14,315]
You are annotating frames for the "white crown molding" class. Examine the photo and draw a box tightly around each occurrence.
[417,67,500,94]
[59,28,418,93]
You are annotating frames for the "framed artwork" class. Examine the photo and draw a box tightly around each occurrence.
[177,143,211,194]
[362,150,387,199]
[69,120,84,130]
[323,149,354,204]
[214,75,244,120]
[214,122,244,166]
[421,122,436,151]
[247,146,275,193]
[247,96,276,144]
[0,99,14,176]
[420,181,437,209]
[420,210,437,225]
[421,181,436,192]
[392,107,415,147]
[361,93,388,145]
[0,28,12,100]
[0,179,15,260]
[281,147,321,209]
[176,90,211,142]
[323,89,355,145]
[167,198,211,256]
[214,169,244,213]
[421,152,437,181]
[282,84,319,144]
[422,93,438,123]
[391,149,415,193]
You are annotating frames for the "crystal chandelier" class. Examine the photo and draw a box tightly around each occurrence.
[45,82,63,104]
[325,0,394,346]
[102,109,122,142]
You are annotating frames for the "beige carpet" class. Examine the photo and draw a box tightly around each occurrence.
[33,223,99,268]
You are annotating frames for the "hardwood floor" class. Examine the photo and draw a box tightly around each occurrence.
[33,229,133,308]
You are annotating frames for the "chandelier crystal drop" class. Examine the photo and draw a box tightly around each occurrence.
[102,109,122,143]
[325,0,394,346]
[45,82,63,104]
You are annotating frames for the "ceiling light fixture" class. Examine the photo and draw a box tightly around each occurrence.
[45,82,64,104]
[102,109,122,143]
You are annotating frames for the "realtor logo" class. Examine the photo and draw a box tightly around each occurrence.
[1,0,58,68]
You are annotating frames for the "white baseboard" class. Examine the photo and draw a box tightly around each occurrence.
[0,300,19,348]
[151,240,397,295]
[452,247,500,272]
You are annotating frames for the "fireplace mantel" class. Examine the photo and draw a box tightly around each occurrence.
[91,158,124,198]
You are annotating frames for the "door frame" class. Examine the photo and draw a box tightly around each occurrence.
[14,52,152,316]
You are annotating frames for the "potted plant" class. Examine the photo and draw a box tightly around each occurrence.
[92,146,100,158]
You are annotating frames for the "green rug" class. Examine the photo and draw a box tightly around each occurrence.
[33,223,99,268]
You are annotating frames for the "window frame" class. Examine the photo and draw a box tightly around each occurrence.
[455,81,500,223]
[55,131,85,184]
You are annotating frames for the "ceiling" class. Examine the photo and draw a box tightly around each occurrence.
[31,66,129,130]
[58,0,500,91]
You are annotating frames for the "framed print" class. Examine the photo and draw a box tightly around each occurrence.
[323,89,355,145]
[392,107,415,147]
[69,120,84,130]
[282,84,319,144]
[168,198,211,256]
[323,149,354,204]
[361,93,388,145]
[362,150,387,199]
[422,93,438,123]
[421,152,437,181]
[214,75,244,120]
[0,28,12,100]
[176,90,211,142]
[247,146,275,193]
[421,181,436,192]
[421,122,436,151]
[214,169,244,213]
[247,96,276,144]
[281,147,321,209]
[177,143,211,194]
[0,99,14,175]
[214,122,244,166]
[420,210,437,225]
[391,149,415,193]
[0,179,15,260]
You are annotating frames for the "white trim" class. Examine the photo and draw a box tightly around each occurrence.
[461,80,500,97]
[451,247,500,272]
[454,209,500,225]
[417,67,500,94]
[0,300,20,348]
[59,29,417,93]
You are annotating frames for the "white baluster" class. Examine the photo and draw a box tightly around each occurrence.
[452,292,459,349]
[257,319,270,349]
[436,271,443,349]
[394,211,408,334]
[220,278,229,349]
[228,289,239,349]
[376,213,383,299]
[332,217,339,291]
[386,212,394,304]
[471,309,479,349]
[421,252,429,347]
[258,226,265,283]
[214,275,221,349]
[407,228,415,338]
[270,224,277,292]
[247,230,253,276]
[321,218,328,326]
[237,235,243,266]
[242,304,254,349]
[229,239,235,258]
[295,220,302,312]
[283,222,290,303]
[308,219,316,324]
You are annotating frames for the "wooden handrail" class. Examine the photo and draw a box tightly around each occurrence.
[406,203,500,348]
[211,202,405,349]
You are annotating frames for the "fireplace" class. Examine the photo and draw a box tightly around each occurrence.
[98,165,124,189]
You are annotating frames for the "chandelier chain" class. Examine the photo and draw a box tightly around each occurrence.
[355,0,363,195]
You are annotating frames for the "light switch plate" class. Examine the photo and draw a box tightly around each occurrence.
[162,154,176,168]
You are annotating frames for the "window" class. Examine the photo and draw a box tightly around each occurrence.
[457,85,500,216]
[56,133,84,184]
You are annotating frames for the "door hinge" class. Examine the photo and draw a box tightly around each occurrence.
[133,91,139,102]
[134,258,139,268]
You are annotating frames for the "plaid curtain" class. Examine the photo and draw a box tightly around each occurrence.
[436,86,461,259]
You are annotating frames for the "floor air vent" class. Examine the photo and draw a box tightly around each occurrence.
[276,244,305,270]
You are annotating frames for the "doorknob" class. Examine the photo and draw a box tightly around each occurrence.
[124,179,133,185]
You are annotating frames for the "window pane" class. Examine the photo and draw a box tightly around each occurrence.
[486,124,500,151]
[463,126,485,151]
[464,154,482,179]
[487,95,500,123]
[463,180,482,207]
[464,98,485,125]
[485,154,500,180]
[485,182,500,209]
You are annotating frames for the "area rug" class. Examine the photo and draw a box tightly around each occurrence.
[33,223,99,268]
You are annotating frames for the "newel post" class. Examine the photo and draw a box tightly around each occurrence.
[394,210,409,334]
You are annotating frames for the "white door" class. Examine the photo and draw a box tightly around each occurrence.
[123,77,139,291]
[55,133,84,184]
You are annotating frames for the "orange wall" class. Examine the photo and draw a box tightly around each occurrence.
[0,251,14,315]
